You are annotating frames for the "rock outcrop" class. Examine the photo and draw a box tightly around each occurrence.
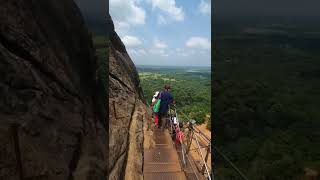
[0,0,107,179]
[107,14,147,180]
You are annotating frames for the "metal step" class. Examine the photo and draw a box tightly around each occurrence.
[144,162,181,173]
[155,143,172,148]
[144,148,179,163]
[185,172,204,180]
[144,127,187,180]
[155,135,172,145]
[144,172,186,180]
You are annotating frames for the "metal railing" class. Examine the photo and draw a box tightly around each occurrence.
[168,105,213,180]
[149,103,249,180]
[186,120,212,180]
[168,107,187,167]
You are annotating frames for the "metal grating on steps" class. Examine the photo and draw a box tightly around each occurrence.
[144,149,179,163]
[144,172,186,180]
[155,135,170,143]
[144,163,181,173]
[153,128,170,135]
[185,172,204,180]
[144,126,187,180]
[155,144,172,148]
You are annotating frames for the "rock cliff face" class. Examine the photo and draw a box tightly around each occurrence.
[0,0,107,179]
[0,0,146,179]
[107,14,147,180]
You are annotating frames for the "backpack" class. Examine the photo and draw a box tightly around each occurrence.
[152,92,162,113]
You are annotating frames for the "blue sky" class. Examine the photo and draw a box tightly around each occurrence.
[110,0,211,67]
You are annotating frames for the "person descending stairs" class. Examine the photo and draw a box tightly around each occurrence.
[145,85,211,180]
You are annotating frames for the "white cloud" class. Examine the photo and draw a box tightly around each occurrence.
[154,38,168,49]
[114,21,130,34]
[185,37,211,50]
[198,0,211,15]
[147,0,184,24]
[157,15,167,25]
[149,48,168,57]
[138,49,147,55]
[122,35,142,47]
[177,51,188,56]
[110,0,146,33]
[128,49,137,55]
[175,48,187,56]
[175,48,197,57]
[128,48,147,56]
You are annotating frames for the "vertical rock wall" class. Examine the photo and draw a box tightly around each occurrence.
[107,14,147,180]
[0,1,146,179]
[0,0,107,179]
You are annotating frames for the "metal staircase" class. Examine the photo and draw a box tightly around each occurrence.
[144,128,187,180]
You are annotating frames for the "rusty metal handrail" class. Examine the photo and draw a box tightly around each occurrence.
[193,126,211,143]
[180,138,186,168]
[169,105,213,180]
[194,132,212,180]
[186,152,201,180]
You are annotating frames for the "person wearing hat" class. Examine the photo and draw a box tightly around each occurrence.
[151,91,160,127]
[152,91,159,104]
[158,85,175,131]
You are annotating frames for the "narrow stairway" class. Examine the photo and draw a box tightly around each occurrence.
[144,128,187,180]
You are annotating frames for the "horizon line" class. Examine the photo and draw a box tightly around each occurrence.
[136,64,211,67]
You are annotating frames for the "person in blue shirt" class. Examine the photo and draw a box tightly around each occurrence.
[158,85,175,131]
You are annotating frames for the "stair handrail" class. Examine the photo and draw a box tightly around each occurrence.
[169,104,213,180]
[193,130,212,180]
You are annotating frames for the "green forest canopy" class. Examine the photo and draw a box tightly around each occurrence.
[213,22,320,179]
[137,66,211,129]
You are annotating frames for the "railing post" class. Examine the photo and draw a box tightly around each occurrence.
[194,133,211,180]
[202,142,211,174]
[186,127,193,154]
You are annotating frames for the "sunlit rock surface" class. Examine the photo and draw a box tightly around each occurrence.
[107,13,147,180]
